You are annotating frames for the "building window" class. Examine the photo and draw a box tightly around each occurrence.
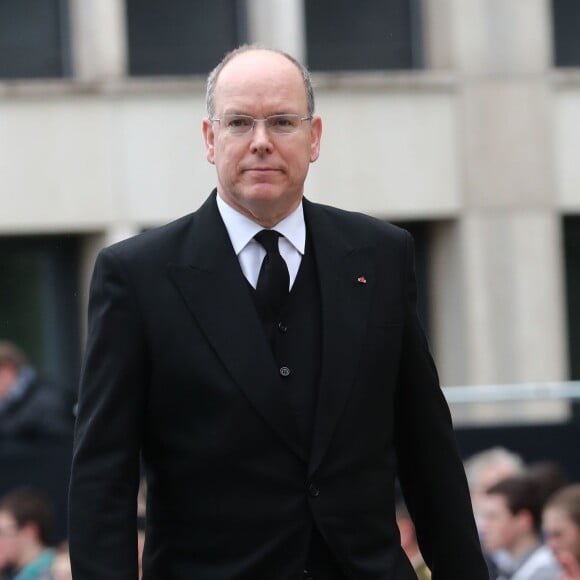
[0,235,81,393]
[564,216,580,379]
[552,0,580,67]
[305,0,422,72]
[126,0,245,76]
[0,0,70,79]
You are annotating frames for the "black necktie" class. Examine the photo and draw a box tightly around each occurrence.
[254,229,290,316]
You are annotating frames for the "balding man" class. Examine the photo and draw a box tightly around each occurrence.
[69,45,487,580]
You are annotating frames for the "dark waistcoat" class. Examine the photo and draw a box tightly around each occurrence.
[250,239,322,454]
[250,242,346,578]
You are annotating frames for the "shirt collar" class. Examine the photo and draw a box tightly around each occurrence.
[216,194,306,255]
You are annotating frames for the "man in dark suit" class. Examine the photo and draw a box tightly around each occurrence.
[68,45,488,579]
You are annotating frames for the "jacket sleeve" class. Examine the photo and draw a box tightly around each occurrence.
[69,247,148,579]
[394,231,489,580]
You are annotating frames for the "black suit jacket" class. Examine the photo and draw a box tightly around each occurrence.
[69,191,487,579]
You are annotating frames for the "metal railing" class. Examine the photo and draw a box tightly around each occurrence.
[442,381,580,404]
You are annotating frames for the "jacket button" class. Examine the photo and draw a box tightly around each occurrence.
[278,321,288,333]
[308,483,320,497]
[279,366,291,377]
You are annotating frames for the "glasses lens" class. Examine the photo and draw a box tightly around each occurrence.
[266,114,301,134]
[222,115,254,135]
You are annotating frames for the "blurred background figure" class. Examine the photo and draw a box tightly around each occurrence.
[0,528,15,580]
[465,447,527,524]
[50,542,72,580]
[0,342,74,440]
[395,501,431,580]
[481,476,560,579]
[528,461,569,511]
[137,479,147,580]
[465,447,527,577]
[543,484,580,579]
[0,487,55,579]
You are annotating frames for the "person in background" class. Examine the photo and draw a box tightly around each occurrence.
[0,342,73,440]
[137,479,146,580]
[395,501,431,580]
[0,540,15,580]
[482,476,560,579]
[465,447,527,526]
[0,488,55,580]
[50,543,72,580]
[543,484,580,580]
[528,462,569,510]
[465,447,527,577]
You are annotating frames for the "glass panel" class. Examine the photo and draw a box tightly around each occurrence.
[552,0,580,67]
[127,0,243,76]
[305,0,422,71]
[0,0,69,79]
[0,235,81,394]
[564,216,580,379]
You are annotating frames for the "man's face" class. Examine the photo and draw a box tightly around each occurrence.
[203,50,322,228]
[481,494,524,554]
[543,507,580,561]
[0,511,19,568]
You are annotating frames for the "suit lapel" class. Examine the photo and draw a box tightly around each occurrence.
[304,200,376,476]
[167,193,307,462]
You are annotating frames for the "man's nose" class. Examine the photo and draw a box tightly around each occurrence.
[250,121,273,154]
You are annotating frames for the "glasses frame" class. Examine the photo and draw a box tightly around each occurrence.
[210,113,313,136]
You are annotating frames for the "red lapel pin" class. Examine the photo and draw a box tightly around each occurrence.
[357,275,367,284]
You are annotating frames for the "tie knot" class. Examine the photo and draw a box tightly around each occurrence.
[254,230,282,254]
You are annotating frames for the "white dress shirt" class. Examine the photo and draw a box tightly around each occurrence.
[216,194,305,290]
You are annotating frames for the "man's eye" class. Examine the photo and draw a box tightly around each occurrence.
[227,117,252,128]
[272,116,295,127]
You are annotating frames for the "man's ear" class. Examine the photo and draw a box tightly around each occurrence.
[309,116,322,163]
[202,119,215,164]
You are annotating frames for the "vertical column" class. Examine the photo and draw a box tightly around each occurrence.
[69,0,128,81]
[245,0,306,62]
[424,0,567,385]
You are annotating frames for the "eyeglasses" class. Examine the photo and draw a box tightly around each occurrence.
[210,114,312,136]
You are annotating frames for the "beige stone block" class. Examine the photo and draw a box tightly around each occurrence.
[457,211,566,384]
[306,87,460,218]
[462,81,554,207]
[0,97,120,230]
[70,0,128,80]
[449,0,551,74]
[554,87,580,211]
[246,0,306,62]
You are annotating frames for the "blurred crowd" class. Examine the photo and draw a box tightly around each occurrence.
[464,447,580,580]
[1,340,580,579]
[397,448,580,579]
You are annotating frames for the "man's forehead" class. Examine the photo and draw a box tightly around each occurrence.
[215,50,303,93]
[221,49,298,74]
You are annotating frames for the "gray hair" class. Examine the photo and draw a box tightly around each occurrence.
[205,44,315,119]
[464,447,526,491]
